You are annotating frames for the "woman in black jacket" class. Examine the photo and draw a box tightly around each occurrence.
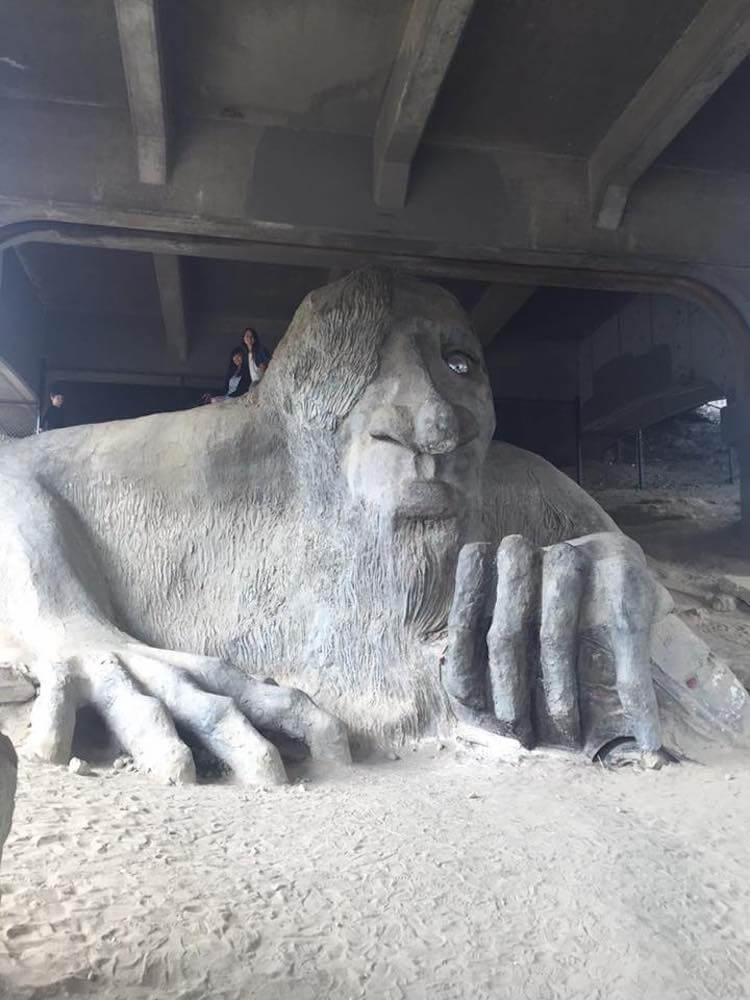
[203,347,250,404]
[222,347,251,398]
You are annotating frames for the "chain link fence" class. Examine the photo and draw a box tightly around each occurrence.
[0,399,38,438]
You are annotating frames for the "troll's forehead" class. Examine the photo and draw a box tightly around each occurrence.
[267,269,479,430]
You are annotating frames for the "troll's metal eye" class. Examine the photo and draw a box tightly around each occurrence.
[445,351,471,375]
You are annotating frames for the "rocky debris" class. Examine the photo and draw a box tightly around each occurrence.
[602,743,667,771]
[717,575,750,609]
[640,751,665,771]
[710,592,738,612]
[0,663,36,704]
[682,607,709,625]
[454,722,525,763]
[112,755,134,772]
[68,757,92,776]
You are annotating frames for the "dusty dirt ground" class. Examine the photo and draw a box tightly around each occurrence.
[2,742,750,1000]
[2,412,750,1000]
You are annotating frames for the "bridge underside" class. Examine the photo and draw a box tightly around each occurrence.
[1,1,750,527]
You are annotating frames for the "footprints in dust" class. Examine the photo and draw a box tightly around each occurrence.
[5,756,750,999]
[1,765,284,995]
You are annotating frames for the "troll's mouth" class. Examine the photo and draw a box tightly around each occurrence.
[395,479,458,519]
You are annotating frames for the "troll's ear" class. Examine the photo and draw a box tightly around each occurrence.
[266,268,394,431]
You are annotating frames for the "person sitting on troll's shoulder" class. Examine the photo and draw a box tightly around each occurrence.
[242,327,270,386]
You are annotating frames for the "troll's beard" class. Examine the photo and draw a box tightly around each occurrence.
[296,502,468,746]
[377,513,464,637]
[280,428,474,743]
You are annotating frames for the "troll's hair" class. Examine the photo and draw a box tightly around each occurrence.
[265,267,394,431]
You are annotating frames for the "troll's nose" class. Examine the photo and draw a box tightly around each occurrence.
[414,397,461,454]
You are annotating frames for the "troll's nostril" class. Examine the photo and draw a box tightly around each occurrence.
[416,407,460,453]
[428,437,458,455]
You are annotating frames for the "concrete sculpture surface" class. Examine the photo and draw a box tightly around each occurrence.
[0,732,15,872]
[0,270,747,784]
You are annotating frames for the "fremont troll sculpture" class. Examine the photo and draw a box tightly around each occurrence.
[0,269,746,784]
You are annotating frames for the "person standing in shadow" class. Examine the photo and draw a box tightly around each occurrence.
[40,386,66,431]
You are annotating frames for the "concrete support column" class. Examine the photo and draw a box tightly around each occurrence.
[741,455,750,542]
[722,399,750,542]
[737,418,750,545]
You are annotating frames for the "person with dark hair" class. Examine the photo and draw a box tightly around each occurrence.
[199,333,265,407]
[40,387,66,431]
[206,347,251,404]
[242,327,270,385]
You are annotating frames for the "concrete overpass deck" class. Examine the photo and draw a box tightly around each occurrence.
[2,0,750,526]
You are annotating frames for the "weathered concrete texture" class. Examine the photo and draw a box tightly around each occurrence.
[152,253,189,361]
[3,83,750,303]
[113,0,170,184]
[717,574,750,608]
[538,542,585,747]
[589,0,750,228]
[0,732,17,873]
[0,250,44,426]
[3,4,750,540]
[443,542,495,712]
[483,290,733,466]
[0,270,743,786]
[470,283,536,347]
[651,615,750,741]
[0,243,330,383]
[373,0,476,208]
[2,1,750,334]
[0,665,35,703]
[164,0,409,133]
[487,535,540,747]
[426,0,707,155]
[579,294,732,437]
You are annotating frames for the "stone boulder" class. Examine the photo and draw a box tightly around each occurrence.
[0,663,36,703]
